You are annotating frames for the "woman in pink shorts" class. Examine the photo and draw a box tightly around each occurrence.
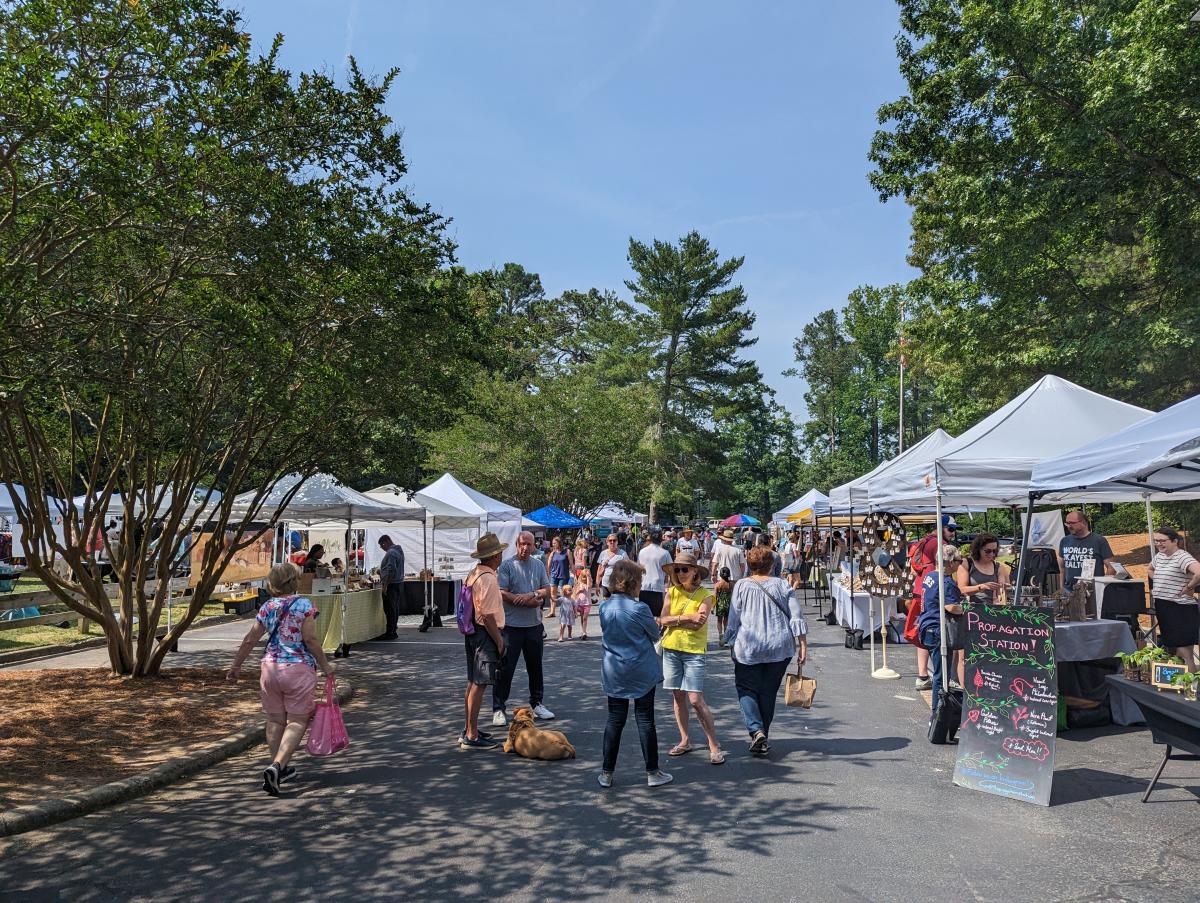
[228,562,335,796]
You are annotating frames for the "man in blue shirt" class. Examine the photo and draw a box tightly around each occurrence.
[492,531,554,725]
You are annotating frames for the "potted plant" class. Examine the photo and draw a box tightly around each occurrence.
[1134,645,1169,681]
[1118,651,1140,681]
[1171,671,1199,701]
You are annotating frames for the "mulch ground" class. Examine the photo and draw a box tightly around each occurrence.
[0,667,264,808]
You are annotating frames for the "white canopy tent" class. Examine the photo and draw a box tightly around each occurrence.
[867,375,1151,696]
[830,430,955,512]
[228,473,424,526]
[1026,391,1200,590]
[587,502,648,525]
[354,484,483,581]
[870,376,1151,510]
[773,489,830,525]
[1030,392,1200,502]
[414,473,521,569]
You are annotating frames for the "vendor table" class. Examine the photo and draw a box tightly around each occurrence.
[400,578,457,616]
[1054,619,1136,663]
[1104,675,1200,801]
[828,576,897,632]
[310,588,385,653]
[1056,619,1139,726]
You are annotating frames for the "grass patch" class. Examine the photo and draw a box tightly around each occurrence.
[0,603,232,652]
[0,624,93,652]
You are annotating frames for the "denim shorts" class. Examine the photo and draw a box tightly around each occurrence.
[662,648,707,692]
[552,577,570,589]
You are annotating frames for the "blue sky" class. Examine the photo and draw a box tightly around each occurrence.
[233,1,917,418]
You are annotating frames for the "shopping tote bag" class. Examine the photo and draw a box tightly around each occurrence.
[784,663,817,709]
[306,676,349,757]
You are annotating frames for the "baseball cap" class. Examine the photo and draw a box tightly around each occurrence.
[941,515,960,530]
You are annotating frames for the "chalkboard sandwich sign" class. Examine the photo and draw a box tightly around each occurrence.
[952,603,1058,807]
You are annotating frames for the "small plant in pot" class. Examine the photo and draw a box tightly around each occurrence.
[1171,671,1199,701]
[1134,645,1171,681]
[1118,651,1140,681]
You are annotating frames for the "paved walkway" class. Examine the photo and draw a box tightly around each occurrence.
[2,601,1200,901]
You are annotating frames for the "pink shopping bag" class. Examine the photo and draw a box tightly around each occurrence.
[306,676,349,757]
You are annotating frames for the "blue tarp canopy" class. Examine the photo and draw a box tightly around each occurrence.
[524,504,587,528]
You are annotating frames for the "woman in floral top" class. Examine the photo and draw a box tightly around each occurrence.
[228,562,335,796]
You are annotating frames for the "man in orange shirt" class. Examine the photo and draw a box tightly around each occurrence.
[461,534,508,749]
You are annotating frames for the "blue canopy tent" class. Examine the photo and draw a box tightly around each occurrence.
[525,504,587,529]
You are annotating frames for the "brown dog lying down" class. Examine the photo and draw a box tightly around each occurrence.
[503,706,576,760]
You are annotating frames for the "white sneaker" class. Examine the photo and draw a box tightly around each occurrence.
[532,703,555,720]
[597,771,613,788]
[491,709,507,727]
[646,770,674,788]
[914,676,932,691]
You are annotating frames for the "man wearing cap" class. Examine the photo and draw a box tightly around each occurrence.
[461,533,507,749]
[905,515,960,691]
[492,530,555,726]
[637,528,674,617]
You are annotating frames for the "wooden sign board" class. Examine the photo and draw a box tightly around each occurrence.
[1151,662,1188,691]
[953,604,1058,806]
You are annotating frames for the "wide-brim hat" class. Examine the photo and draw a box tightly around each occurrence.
[470,532,508,560]
[720,528,736,539]
[666,550,709,580]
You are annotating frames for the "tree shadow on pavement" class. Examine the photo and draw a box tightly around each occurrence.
[0,632,873,902]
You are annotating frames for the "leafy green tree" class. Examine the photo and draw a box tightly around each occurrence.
[423,372,654,514]
[714,390,802,522]
[625,231,761,522]
[0,0,464,676]
[870,0,1200,410]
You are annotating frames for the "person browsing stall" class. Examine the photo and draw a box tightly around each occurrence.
[492,531,554,726]
[957,532,1010,604]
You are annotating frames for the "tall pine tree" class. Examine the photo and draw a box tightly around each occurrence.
[626,232,761,523]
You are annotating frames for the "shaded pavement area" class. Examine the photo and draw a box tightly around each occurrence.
[2,606,1200,902]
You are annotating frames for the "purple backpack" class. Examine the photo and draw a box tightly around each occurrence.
[456,580,476,635]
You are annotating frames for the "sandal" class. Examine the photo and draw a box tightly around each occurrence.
[709,750,726,765]
[668,743,694,757]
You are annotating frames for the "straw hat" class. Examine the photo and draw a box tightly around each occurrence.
[720,527,736,540]
[470,533,508,560]
[666,550,709,580]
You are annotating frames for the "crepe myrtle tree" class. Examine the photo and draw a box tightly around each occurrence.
[0,0,464,676]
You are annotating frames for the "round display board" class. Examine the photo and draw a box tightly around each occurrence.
[858,511,910,597]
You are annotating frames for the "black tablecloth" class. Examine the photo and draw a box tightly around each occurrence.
[1106,675,1200,755]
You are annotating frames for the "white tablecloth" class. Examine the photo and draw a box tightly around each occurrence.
[829,577,898,632]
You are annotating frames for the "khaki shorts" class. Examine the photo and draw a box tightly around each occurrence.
[260,661,318,717]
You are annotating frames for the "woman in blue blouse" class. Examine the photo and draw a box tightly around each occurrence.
[725,545,808,757]
[598,559,673,789]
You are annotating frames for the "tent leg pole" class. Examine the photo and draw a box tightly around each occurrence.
[1013,494,1035,603]
[1144,497,1156,561]
[936,489,948,696]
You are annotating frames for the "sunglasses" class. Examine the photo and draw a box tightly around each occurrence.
[982,547,998,555]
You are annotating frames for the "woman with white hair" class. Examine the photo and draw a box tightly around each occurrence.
[228,561,336,796]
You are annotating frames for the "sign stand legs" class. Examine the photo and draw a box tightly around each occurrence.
[872,595,900,680]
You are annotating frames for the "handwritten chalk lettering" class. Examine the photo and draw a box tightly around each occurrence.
[1002,737,1051,761]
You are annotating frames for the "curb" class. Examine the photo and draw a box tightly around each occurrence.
[0,613,243,667]
[0,678,356,838]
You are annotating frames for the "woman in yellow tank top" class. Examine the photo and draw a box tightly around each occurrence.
[659,551,725,764]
